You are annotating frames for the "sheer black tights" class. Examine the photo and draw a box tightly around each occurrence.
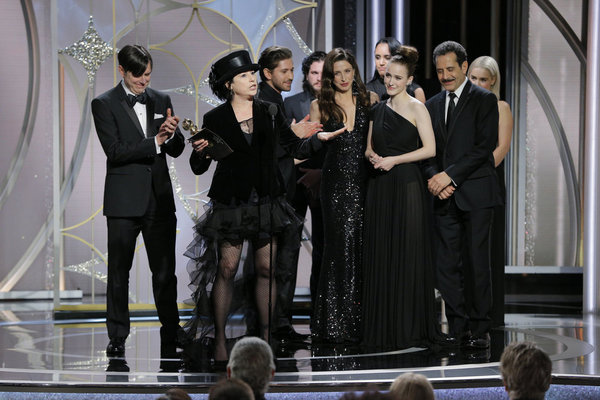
[212,238,277,361]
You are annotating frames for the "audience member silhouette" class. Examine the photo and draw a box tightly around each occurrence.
[500,342,552,400]
[389,372,435,400]
[209,378,255,400]
[227,337,275,400]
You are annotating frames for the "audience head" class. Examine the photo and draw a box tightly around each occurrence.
[389,372,434,400]
[227,337,275,399]
[432,40,468,92]
[301,50,327,94]
[372,37,402,80]
[208,50,260,101]
[500,341,552,400]
[468,55,501,99]
[258,45,294,93]
[209,378,255,400]
[155,388,192,400]
[339,391,395,400]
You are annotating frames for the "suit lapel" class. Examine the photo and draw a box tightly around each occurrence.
[116,84,145,138]
[300,91,313,119]
[446,80,472,139]
[436,93,449,140]
[145,91,156,138]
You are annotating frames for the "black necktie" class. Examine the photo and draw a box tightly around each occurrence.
[446,92,456,129]
[127,92,147,107]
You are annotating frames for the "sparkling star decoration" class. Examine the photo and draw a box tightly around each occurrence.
[58,16,114,83]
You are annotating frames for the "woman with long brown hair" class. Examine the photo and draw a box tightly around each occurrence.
[309,48,378,343]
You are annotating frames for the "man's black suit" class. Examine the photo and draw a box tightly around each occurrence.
[424,80,501,337]
[283,90,325,308]
[92,83,185,342]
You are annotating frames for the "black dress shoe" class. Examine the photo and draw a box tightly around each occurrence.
[160,342,181,359]
[272,326,310,343]
[106,337,126,357]
[440,332,470,348]
[464,333,490,349]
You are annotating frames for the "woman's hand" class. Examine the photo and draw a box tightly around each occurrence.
[291,114,323,138]
[317,126,346,141]
[192,138,209,154]
[373,156,395,172]
[367,152,382,166]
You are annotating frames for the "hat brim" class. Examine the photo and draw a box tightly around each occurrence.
[217,64,260,85]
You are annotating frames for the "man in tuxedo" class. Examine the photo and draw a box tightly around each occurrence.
[424,41,501,349]
[91,44,185,358]
[283,51,326,310]
[256,46,308,343]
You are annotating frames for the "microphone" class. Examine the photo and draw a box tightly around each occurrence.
[268,103,278,120]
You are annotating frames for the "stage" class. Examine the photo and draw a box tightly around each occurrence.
[0,299,600,399]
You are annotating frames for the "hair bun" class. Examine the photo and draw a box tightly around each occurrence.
[396,45,419,66]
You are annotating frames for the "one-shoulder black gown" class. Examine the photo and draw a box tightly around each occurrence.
[362,101,442,350]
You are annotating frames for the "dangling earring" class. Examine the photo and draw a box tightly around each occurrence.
[352,79,358,94]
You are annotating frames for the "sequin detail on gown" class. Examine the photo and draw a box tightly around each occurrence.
[311,100,369,343]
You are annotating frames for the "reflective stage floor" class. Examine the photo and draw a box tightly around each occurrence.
[0,301,599,396]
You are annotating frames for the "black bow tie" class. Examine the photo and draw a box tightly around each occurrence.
[127,92,147,107]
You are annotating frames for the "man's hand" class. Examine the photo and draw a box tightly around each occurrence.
[291,115,323,138]
[428,171,453,196]
[157,108,179,145]
[437,185,455,200]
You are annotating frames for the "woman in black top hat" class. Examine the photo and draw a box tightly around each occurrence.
[183,50,344,367]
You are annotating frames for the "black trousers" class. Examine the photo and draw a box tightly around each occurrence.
[434,199,494,337]
[106,203,180,341]
[275,181,324,328]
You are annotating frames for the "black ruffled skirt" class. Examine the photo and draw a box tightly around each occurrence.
[182,191,301,366]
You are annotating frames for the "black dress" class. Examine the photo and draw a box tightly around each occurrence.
[361,102,441,350]
[311,100,369,343]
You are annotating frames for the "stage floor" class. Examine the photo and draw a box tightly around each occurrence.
[0,301,598,394]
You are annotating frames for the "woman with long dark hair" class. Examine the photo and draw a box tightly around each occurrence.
[309,48,378,343]
[183,50,343,366]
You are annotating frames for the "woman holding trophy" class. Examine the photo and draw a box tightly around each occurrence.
[183,50,344,368]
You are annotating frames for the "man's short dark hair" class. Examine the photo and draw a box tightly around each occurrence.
[258,46,293,81]
[500,342,552,400]
[432,40,467,66]
[118,44,153,77]
[301,51,326,79]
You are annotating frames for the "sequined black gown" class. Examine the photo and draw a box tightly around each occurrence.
[311,100,369,343]
[362,102,442,349]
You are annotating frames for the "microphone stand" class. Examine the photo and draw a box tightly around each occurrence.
[267,104,278,346]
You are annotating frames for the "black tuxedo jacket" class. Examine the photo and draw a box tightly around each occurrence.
[424,80,501,212]
[190,98,322,204]
[284,89,313,123]
[91,84,185,217]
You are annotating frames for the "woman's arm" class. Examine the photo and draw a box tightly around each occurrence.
[494,100,513,167]
[373,101,436,171]
[414,87,426,103]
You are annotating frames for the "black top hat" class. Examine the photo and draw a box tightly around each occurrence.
[212,50,259,85]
